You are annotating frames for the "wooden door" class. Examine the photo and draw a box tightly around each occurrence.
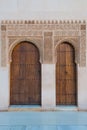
[56,42,77,105]
[10,42,41,105]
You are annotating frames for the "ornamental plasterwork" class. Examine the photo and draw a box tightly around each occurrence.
[8,36,43,47]
[8,37,43,63]
[0,20,86,67]
[54,36,80,64]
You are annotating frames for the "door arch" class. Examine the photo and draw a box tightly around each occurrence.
[56,42,77,105]
[10,41,41,105]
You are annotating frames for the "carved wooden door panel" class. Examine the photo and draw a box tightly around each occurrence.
[10,42,41,105]
[56,43,77,105]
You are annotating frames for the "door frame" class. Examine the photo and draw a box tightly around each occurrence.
[55,41,78,107]
[9,40,42,106]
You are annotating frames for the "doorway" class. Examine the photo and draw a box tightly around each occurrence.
[10,41,41,105]
[56,42,77,105]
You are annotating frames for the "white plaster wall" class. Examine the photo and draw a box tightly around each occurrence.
[42,64,56,107]
[1,64,87,110]
[0,67,9,110]
[78,67,87,110]
[0,0,87,19]
[0,0,87,110]
[78,25,87,110]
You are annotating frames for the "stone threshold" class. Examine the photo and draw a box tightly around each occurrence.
[8,105,77,112]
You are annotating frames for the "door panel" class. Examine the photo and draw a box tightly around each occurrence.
[56,42,77,105]
[10,42,41,105]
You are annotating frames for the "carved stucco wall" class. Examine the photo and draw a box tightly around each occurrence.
[0,20,86,67]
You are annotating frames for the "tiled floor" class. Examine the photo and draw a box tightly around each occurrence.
[0,111,87,130]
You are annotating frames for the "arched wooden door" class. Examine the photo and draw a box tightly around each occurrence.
[10,42,41,105]
[56,42,77,105]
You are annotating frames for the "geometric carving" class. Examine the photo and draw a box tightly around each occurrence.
[0,20,86,67]
[44,32,53,63]
[1,30,7,67]
[8,38,17,46]
[54,31,80,37]
[7,30,43,36]
[80,31,86,66]
[44,32,53,36]
[54,36,80,64]
[81,25,86,30]
[8,37,43,63]
[1,25,6,31]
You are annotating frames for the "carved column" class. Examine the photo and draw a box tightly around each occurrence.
[1,25,7,67]
[42,32,56,107]
[44,32,53,63]
[80,25,86,66]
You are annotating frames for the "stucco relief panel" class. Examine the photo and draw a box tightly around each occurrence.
[1,26,7,67]
[0,20,86,67]
[54,36,80,64]
[8,36,43,63]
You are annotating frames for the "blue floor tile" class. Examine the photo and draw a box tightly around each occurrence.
[0,111,87,130]
[39,125,57,130]
[57,125,87,130]
[0,125,26,130]
[0,125,87,130]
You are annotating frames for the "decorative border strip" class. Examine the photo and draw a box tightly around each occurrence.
[1,20,86,24]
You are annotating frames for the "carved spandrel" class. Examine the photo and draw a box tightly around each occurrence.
[54,36,80,65]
